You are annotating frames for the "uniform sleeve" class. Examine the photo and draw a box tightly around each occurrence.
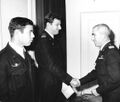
[96,49,120,95]
[80,70,97,85]
[35,38,72,85]
[0,57,9,101]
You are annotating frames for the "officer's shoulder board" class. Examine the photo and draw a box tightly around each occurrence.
[108,45,115,49]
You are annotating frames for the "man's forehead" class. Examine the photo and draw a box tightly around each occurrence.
[94,26,108,32]
[24,25,33,29]
[53,18,61,23]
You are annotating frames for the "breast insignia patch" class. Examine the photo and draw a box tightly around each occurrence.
[41,35,46,38]
[108,46,114,49]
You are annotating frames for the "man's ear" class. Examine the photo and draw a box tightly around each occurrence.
[46,22,51,26]
[14,29,21,34]
[14,29,22,38]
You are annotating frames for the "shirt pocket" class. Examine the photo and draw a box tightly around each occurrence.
[9,63,28,92]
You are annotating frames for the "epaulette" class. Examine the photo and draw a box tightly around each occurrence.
[41,34,47,38]
[108,45,115,49]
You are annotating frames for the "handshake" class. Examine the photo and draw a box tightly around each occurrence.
[70,78,99,97]
[70,78,80,88]
[62,78,99,99]
[70,78,81,96]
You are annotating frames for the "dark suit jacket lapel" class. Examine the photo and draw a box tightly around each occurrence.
[6,43,30,67]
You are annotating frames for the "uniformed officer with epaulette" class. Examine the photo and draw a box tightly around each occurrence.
[35,12,80,102]
[76,24,120,102]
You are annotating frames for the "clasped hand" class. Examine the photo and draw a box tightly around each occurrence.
[70,78,80,88]
[72,84,99,97]
[70,78,94,96]
[72,87,93,97]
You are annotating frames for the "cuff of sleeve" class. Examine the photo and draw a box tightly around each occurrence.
[91,89,100,96]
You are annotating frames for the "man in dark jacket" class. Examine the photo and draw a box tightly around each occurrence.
[0,17,35,102]
[76,24,120,102]
[35,12,80,102]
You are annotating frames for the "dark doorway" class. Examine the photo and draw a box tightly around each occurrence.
[36,0,67,71]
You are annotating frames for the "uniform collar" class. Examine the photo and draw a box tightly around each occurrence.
[45,29,54,39]
[100,40,110,51]
[9,41,25,58]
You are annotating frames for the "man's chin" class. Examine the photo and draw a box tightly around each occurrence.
[25,43,31,46]
[55,33,59,35]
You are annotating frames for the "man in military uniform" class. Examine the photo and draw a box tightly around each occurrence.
[35,12,80,102]
[0,17,36,102]
[76,24,120,102]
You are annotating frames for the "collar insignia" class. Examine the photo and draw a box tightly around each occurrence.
[11,63,20,67]
[98,55,104,59]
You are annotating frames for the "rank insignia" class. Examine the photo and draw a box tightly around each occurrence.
[98,55,104,59]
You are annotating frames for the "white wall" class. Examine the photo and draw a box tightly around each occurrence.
[0,0,36,50]
[66,0,120,78]
[65,0,81,78]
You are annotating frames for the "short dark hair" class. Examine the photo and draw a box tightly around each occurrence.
[44,12,61,27]
[8,17,34,38]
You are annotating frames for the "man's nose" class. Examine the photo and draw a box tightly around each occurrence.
[59,25,62,30]
[32,32,35,38]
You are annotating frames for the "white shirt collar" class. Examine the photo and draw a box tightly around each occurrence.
[9,41,25,58]
[100,40,110,51]
[45,29,54,39]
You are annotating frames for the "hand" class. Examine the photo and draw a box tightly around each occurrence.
[82,85,99,96]
[72,87,82,96]
[82,88,92,95]
[82,94,95,101]
[81,94,102,102]
[72,88,92,97]
[70,78,80,88]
